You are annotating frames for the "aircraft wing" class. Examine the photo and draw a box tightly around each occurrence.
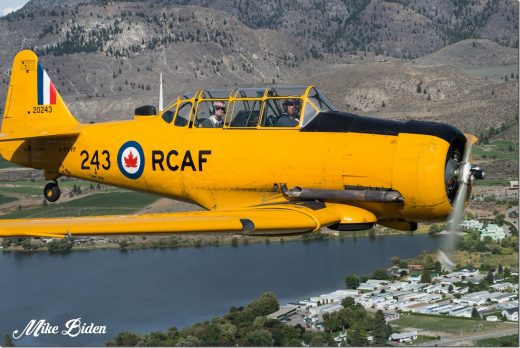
[0,202,375,238]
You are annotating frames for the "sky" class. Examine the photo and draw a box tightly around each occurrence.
[0,0,30,17]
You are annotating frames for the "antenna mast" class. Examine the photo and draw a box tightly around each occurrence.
[159,73,163,112]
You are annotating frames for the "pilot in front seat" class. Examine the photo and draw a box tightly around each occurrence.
[276,99,301,127]
[201,101,226,128]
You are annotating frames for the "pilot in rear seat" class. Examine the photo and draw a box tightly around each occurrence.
[277,99,301,127]
[201,101,226,128]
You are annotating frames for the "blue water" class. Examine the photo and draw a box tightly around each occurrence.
[0,234,443,346]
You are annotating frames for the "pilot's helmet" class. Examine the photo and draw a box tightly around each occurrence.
[283,98,301,111]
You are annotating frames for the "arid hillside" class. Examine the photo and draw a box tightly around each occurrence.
[0,0,517,145]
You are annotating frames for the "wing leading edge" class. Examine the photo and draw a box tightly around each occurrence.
[0,202,376,238]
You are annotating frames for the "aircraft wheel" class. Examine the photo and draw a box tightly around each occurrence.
[44,182,61,202]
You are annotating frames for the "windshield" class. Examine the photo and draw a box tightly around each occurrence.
[301,87,337,127]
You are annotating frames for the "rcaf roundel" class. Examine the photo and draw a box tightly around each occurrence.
[117,141,145,179]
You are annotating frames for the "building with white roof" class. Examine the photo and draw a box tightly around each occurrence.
[422,293,443,303]
[460,219,483,231]
[490,282,518,293]
[424,283,452,294]
[309,303,343,317]
[502,308,518,321]
[455,291,491,306]
[497,301,518,310]
[358,282,379,291]
[449,306,473,318]
[389,331,417,343]
[407,275,422,283]
[309,289,358,304]
[480,224,506,241]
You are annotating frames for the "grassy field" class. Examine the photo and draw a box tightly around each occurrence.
[0,191,159,219]
[407,335,439,345]
[474,178,512,187]
[473,139,518,161]
[464,64,518,82]
[475,334,519,346]
[0,157,19,169]
[394,313,508,335]
[0,194,17,205]
[452,249,519,269]
[0,179,119,196]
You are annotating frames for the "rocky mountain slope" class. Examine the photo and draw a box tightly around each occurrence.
[0,0,517,136]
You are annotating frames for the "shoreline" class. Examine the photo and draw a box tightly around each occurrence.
[0,226,431,254]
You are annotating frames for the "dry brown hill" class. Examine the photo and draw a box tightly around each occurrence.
[0,0,517,137]
[417,39,519,68]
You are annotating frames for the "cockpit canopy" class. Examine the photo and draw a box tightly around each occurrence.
[160,86,337,129]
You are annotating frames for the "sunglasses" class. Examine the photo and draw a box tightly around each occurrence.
[215,106,226,111]
[286,102,297,106]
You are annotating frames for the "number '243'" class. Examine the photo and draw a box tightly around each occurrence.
[80,150,110,170]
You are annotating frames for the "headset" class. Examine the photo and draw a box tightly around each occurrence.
[209,102,226,115]
[283,99,301,115]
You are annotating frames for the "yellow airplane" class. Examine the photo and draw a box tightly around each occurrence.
[0,50,484,239]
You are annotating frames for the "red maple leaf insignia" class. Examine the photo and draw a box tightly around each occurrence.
[124,151,138,168]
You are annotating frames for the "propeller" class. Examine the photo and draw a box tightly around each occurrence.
[438,134,484,270]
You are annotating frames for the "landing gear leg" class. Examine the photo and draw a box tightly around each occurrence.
[43,181,61,202]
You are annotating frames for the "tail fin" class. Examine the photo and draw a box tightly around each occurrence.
[1,50,79,138]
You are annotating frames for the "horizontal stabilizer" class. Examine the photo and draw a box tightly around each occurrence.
[0,131,79,142]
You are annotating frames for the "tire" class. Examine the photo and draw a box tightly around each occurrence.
[43,182,61,202]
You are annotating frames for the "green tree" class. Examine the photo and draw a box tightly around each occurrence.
[269,322,301,346]
[21,239,35,251]
[434,261,442,273]
[424,255,435,269]
[372,310,387,345]
[371,269,389,280]
[140,331,170,346]
[3,335,14,347]
[307,332,327,346]
[226,292,279,327]
[420,268,431,283]
[175,335,201,346]
[486,270,494,284]
[471,307,480,318]
[390,256,401,265]
[348,327,368,346]
[47,239,73,253]
[495,214,505,226]
[118,240,129,251]
[245,329,272,346]
[323,312,343,333]
[111,331,140,346]
[345,274,361,289]
[341,296,356,309]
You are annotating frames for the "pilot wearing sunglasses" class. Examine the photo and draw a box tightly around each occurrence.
[202,101,226,128]
[276,98,301,127]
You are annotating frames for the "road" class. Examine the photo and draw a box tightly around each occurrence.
[415,326,518,346]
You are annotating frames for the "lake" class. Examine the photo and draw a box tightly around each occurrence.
[0,234,443,346]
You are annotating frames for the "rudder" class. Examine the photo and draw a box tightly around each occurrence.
[1,50,79,137]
